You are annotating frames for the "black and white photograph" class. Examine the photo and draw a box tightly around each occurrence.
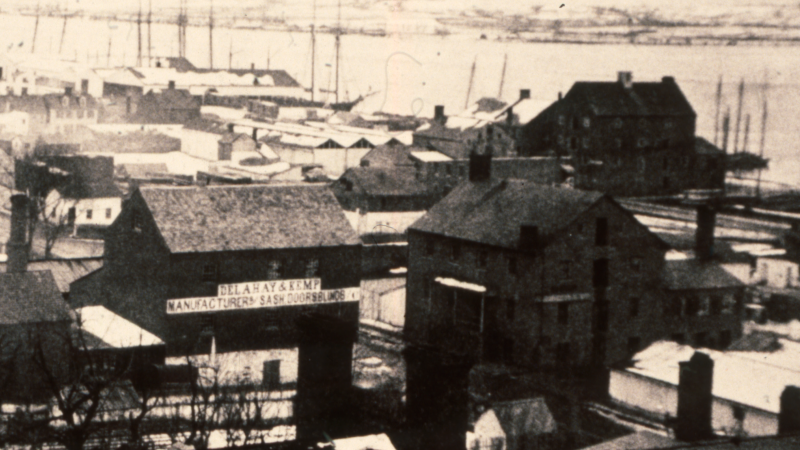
[0,0,797,449]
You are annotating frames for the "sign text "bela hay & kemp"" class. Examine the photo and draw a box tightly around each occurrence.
[165,278,360,314]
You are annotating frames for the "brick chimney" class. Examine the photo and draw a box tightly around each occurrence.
[469,150,491,182]
[519,89,531,100]
[696,205,716,260]
[7,194,29,273]
[404,344,474,450]
[434,105,446,125]
[676,352,714,441]
[618,71,633,89]
[662,76,676,85]
[779,385,800,434]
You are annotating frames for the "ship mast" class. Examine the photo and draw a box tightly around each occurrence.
[137,0,143,66]
[209,0,214,69]
[498,53,507,99]
[465,56,476,109]
[756,78,769,199]
[147,0,152,66]
[310,0,316,102]
[32,2,40,54]
[335,0,341,104]
[713,75,722,147]
[59,13,68,55]
[733,78,744,154]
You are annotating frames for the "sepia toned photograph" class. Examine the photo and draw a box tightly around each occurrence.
[0,0,796,449]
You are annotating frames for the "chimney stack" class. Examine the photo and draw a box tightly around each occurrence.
[469,150,491,182]
[696,205,716,260]
[434,105,446,125]
[506,107,514,125]
[227,123,235,133]
[252,128,258,141]
[64,86,73,97]
[676,352,714,442]
[251,63,255,70]
[167,80,176,90]
[779,385,800,434]
[519,225,539,253]
[662,76,676,85]
[618,71,633,89]
[7,194,29,274]
[558,92,562,101]
[404,345,474,450]
[519,89,531,100]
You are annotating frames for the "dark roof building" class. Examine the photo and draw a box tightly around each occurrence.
[0,270,71,324]
[0,257,103,297]
[71,184,361,355]
[518,72,724,197]
[133,88,201,124]
[404,153,743,371]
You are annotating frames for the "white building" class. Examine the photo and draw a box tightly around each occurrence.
[609,340,800,437]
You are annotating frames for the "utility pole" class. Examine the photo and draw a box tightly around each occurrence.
[721,107,730,154]
[209,0,214,69]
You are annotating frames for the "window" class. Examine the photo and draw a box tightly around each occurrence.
[87,110,94,118]
[571,117,580,130]
[721,293,736,314]
[630,297,639,318]
[86,209,93,220]
[61,96,69,107]
[557,134,564,146]
[698,295,710,316]
[267,260,283,280]
[560,260,571,279]
[582,137,589,149]
[425,239,435,256]
[105,208,112,219]
[582,117,591,128]
[508,257,517,276]
[506,299,516,322]
[558,303,569,325]
[77,110,84,119]
[710,294,723,316]
[627,337,641,356]
[637,138,648,148]
[556,342,570,366]
[450,242,461,261]
[453,290,482,330]
[732,405,745,422]
[79,97,87,108]
[719,330,732,349]
[263,360,281,388]
[202,263,218,282]
[558,115,566,126]
[132,210,144,232]
[685,295,700,316]
[305,258,319,277]
[593,258,609,287]
[615,138,622,149]
[595,218,608,246]
[477,250,488,268]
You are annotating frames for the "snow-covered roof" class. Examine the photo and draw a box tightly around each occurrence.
[330,434,396,450]
[76,305,163,348]
[435,277,486,293]
[410,151,453,162]
[624,340,800,414]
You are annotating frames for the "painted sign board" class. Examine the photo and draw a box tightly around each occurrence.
[166,277,360,314]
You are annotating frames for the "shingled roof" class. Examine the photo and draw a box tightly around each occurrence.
[410,179,604,249]
[0,270,71,324]
[0,257,103,294]
[663,259,744,290]
[563,77,695,117]
[138,184,360,253]
[338,166,440,197]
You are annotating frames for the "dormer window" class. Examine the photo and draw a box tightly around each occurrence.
[582,117,591,128]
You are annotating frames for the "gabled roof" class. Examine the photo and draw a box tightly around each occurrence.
[0,257,103,294]
[491,398,557,438]
[119,163,170,179]
[360,144,417,168]
[337,166,440,197]
[410,179,604,249]
[563,77,695,117]
[59,181,122,199]
[75,305,163,349]
[42,94,99,110]
[138,184,360,253]
[0,270,71,324]
[663,259,745,290]
[141,88,199,110]
[218,132,251,145]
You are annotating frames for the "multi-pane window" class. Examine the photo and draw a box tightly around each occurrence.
[558,303,569,325]
[86,209,93,219]
[595,218,608,246]
[105,208,112,219]
[305,258,319,277]
[267,260,283,280]
[477,250,488,268]
[630,298,640,318]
